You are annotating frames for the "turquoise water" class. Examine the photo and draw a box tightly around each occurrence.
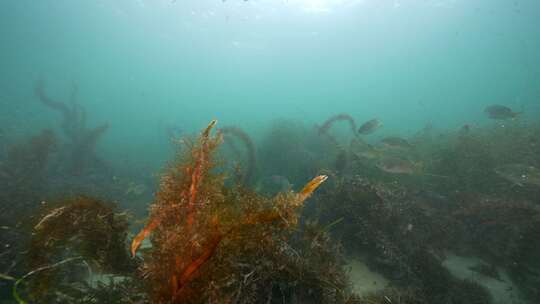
[2,1,539,163]
[1,1,540,303]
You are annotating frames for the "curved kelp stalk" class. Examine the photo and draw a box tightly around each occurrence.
[35,80,109,174]
[318,114,358,137]
[131,120,327,303]
[219,126,257,186]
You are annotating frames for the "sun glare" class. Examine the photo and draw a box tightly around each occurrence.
[298,0,332,13]
[288,0,362,14]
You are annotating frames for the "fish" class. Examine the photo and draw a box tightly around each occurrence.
[484,105,521,120]
[380,136,412,149]
[349,138,382,160]
[356,145,383,160]
[494,164,540,186]
[358,118,382,135]
[376,157,419,174]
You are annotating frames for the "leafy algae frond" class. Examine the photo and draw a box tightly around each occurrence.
[131,120,327,303]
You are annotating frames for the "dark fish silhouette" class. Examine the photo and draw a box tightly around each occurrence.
[380,136,412,149]
[358,118,382,135]
[484,105,521,120]
[377,157,418,174]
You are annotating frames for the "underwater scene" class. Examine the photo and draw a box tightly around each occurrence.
[1,0,540,303]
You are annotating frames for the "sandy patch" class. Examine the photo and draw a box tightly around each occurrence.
[442,254,528,304]
[344,257,389,296]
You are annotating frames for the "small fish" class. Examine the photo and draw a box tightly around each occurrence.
[484,105,521,120]
[355,145,382,160]
[380,136,412,149]
[377,157,419,174]
[358,118,382,135]
[349,139,381,159]
[494,164,540,186]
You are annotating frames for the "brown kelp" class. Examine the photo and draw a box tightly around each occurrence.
[318,113,358,139]
[35,80,109,174]
[219,126,257,186]
[306,175,493,303]
[25,196,132,301]
[131,120,328,303]
[3,116,537,303]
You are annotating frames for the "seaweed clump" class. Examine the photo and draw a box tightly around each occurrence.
[451,196,540,301]
[350,279,491,304]
[132,120,329,303]
[25,196,133,301]
[307,175,493,303]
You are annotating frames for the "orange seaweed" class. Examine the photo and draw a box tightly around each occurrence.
[298,175,328,203]
[131,218,160,257]
[132,120,327,303]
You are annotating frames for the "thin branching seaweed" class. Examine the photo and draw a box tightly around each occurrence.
[131,120,328,303]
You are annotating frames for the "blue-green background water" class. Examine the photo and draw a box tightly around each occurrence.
[1,0,539,167]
